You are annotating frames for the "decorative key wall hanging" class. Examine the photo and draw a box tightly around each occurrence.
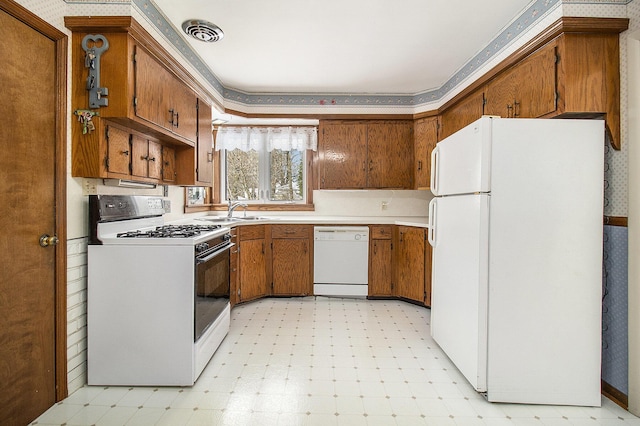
[81,34,109,108]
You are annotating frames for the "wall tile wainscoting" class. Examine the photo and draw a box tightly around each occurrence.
[35,298,637,425]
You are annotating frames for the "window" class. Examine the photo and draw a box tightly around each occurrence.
[216,126,317,204]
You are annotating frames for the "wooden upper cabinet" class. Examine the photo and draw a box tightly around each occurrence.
[196,100,214,185]
[133,45,197,144]
[439,89,485,141]
[66,16,218,183]
[319,121,367,189]
[319,120,413,189]
[485,44,556,119]
[555,33,622,148]
[413,117,438,190]
[367,121,413,188]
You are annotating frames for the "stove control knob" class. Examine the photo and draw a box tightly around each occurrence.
[222,233,231,241]
[195,243,209,253]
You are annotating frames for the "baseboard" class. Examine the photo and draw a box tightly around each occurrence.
[602,379,628,409]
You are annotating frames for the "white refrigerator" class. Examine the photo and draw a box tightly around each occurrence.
[427,116,603,406]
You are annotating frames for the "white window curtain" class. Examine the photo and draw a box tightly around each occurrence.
[215,126,318,152]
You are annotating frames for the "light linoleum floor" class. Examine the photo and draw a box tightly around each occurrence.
[33,297,639,425]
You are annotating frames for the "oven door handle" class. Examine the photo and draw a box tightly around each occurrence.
[196,243,234,264]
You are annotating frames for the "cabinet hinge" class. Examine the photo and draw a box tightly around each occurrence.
[105,157,110,169]
[133,97,138,109]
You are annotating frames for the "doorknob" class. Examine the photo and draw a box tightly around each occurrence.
[39,234,59,247]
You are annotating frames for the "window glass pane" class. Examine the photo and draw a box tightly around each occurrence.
[269,149,303,201]
[226,149,259,201]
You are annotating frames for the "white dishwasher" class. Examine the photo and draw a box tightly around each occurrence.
[313,226,369,297]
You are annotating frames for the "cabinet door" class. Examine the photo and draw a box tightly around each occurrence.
[369,239,393,297]
[106,125,131,176]
[162,146,176,182]
[413,117,438,189]
[196,99,213,184]
[239,238,267,302]
[130,134,148,178]
[395,226,425,303]
[439,90,484,140]
[319,121,367,189]
[272,238,311,295]
[367,121,413,188]
[133,45,170,130]
[169,78,198,143]
[147,141,162,179]
[484,67,518,118]
[512,44,557,118]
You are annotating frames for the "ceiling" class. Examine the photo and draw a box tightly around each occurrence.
[153,0,535,96]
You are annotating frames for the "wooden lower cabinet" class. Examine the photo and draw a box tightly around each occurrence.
[394,226,428,304]
[237,225,268,302]
[271,225,312,295]
[369,225,393,297]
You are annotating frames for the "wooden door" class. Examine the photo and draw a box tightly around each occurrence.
[147,141,162,179]
[413,117,438,189]
[0,3,67,424]
[170,78,198,143]
[484,66,518,118]
[197,99,213,184]
[319,121,367,188]
[239,239,267,301]
[106,124,131,176]
[439,89,485,140]
[134,45,170,130]
[272,238,310,295]
[131,134,148,178]
[367,121,413,188]
[513,44,557,118]
[162,146,176,182]
[369,239,393,297]
[394,227,425,303]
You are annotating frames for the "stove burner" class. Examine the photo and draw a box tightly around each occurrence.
[117,224,222,238]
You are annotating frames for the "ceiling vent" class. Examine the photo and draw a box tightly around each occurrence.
[181,19,224,43]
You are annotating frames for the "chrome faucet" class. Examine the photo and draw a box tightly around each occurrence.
[227,201,248,218]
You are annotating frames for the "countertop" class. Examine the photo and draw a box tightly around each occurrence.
[192,214,430,228]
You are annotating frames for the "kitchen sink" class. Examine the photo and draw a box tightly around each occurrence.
[236,216,271,221]
[196,216,272,223]
[195,217,241,223]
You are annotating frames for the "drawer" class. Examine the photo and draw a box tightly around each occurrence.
[370,225,392,240]
[271,224,311,239]
[238,224,265,240]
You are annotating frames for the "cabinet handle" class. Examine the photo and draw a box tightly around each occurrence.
[514,100,520,117]
[373,241,377,255]
[168,109,175,126]
[175,112,179,128]
[207,151,213,163]
[399,231,403,243]
[369,159,373,172]
[506,104,513,118]
[121,150,129,156]
[148,157,156,162]
[417,160,422,171]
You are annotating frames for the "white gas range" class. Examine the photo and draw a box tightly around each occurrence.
[87,195,232,386]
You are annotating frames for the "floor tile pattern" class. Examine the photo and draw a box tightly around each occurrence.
[34,297,639,425]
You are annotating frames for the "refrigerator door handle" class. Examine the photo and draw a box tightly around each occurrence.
[428,197,437,247]
[431,146,440,195]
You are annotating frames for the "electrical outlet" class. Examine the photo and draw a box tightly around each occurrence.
[381,201,389,210]
[83,178,97,195]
